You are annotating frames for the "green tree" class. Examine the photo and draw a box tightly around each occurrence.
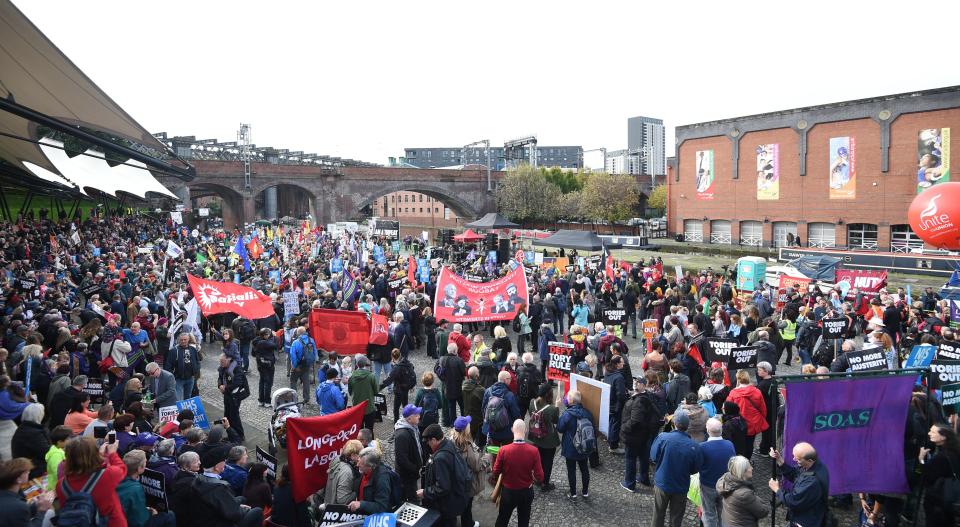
[496,164,561,224]
[579,173,639,224]
[557,191,583,221]
[541,167,585,194]
[647,184,667,214]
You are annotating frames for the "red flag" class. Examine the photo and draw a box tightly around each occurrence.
[407,256,417,288]
[605,254,615,281]
[186,274,275,319]
[308,308,370,355]
[369,313,389,345]
[247,236,263,260]
[285,402,366,502]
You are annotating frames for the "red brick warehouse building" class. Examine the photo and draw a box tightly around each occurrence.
[667,86,960,251]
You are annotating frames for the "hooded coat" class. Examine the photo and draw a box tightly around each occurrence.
[716,473,770,527]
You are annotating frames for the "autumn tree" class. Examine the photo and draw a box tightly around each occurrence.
[647,184,667,214]
[578,173,639,224]
[496,164,561,224]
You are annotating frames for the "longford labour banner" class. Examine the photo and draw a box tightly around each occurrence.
[286,402,366,502]
[186,274,275,319]
[783,372,914,495]
[432,265,529,323]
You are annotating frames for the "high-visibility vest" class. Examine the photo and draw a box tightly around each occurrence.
[780,320,797,340]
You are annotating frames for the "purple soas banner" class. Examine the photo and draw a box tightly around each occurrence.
[783,372,915,495]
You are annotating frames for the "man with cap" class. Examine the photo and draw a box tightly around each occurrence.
[394,403,424,502]
[650,408,704,527]
[146,361,178,409]
[418,423,470,527]
[184,443,263,527]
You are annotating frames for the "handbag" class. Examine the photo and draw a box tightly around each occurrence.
[489,474,503,506]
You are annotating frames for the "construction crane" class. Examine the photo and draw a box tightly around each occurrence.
[462,139,492,192]
[503,135,538,169]
[581,147,607,171]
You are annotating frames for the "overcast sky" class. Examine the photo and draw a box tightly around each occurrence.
[16,1,960,167]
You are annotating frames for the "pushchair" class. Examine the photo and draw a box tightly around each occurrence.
[267,387,303,455]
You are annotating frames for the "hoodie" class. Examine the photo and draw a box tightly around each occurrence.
[538,327,557,362]
[393,418,423,481]
[347,368,378,415]
[316,381,346,415]
[716,473,770,527]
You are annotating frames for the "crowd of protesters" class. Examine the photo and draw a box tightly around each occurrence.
[0,207,958,527]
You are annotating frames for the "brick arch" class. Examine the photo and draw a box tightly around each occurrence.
[250,180,319,200]
[351,182,480,219]
[189,183,246,229]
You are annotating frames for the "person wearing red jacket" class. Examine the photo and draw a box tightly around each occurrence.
[725,369,768,459]
[56,436,128,527]
[449,324,472,364]
[493,419,543,527]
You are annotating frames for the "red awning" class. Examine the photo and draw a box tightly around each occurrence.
[453,229,485,242]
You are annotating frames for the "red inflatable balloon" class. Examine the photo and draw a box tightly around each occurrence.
[908,182,960,250]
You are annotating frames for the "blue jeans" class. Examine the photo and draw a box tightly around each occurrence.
[175,378,194,402]
[373,361,392,387]
[798,346,812,366]
[622,437,652,488]
[238,341,251,370]
[700,484,723,527]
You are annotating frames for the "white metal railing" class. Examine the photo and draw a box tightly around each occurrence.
[711,232,731,244]
[740,234,762,246]
[891,241,924,253]
[685,231,704,242]
[808,238,836,248]
[850,240,879,250]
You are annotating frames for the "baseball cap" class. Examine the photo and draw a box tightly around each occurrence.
[402,404,422,418]
[453,415,472,431]
[134,432,160,448]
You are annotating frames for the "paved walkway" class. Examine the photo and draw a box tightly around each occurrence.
[197,330,868,526]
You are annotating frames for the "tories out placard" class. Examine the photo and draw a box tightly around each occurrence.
[432,265,529,323]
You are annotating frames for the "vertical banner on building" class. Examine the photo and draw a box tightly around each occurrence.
[695,149,715,200]
[756,143,779,200]
[917,127,950,193]
[829,136,856,199]
[783,373,915,494]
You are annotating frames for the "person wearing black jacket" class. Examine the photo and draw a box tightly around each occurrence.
[439,346,467,427]
[756,363,778,455]
[165,334,200,402]
[603,356,627,454]
[919,423,960,526]
[47,376,85,429]
[179,444,262,527]
[418,424,469,526]
[251,329,277,408]
[393,405,424,502]
[348,448,392,515]
[620,373,664,489]
[10,404,49,479]
[217,354,247,440]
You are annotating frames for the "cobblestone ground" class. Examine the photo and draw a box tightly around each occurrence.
[198,330,871,526]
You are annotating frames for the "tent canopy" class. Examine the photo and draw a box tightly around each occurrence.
[464,213,518,230]
[453,229,484,242]
[533,229,622,252]
[787,255,842,281]
[0,0,191,198]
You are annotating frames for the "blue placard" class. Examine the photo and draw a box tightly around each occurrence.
[269,269,281,284]
[363,513,397,527]
[175,396,210,429]
[906,345,937,369]
[92,247,101,257]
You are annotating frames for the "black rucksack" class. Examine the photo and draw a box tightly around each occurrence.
[238,319,256,341]
[382,464,405,510]
[395,362,416,392]
[420,389,440,422]
[517,366,538,399]
[512,314,521,333]
[56,469,106,527]
[813,337,835,368]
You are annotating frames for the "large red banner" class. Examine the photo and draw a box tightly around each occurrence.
[432,265,529,323]
[835,269,888,298]
[309,308,370,356]
[186,274,275,319]
[777,274,812,291]
[285,402,366,502]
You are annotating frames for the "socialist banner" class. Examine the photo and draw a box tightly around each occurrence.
[835,270,887,298]
[309,309,370,356]
[433,265,529,323]
[783,372,915,494]
[369,313,389,345]
[286,402,366,502]
[777,274,812,291]
[186,274,275,319]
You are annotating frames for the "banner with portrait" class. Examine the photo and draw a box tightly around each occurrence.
[829,136,856,199]
[433,265,529,323]
[917,127,950,193]
[695,149,715,200]
[756,143,779,200]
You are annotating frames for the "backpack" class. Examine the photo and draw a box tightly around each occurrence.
[381,464,405,510]
[300,338,317,366]
[633,392,664,434]
[572,414,597,455]
[420,389,440,422]
[56,469,106,527]
[395,362,416,392]
[528,401,550,439]
[238,319,256,341]
[813,337,834,368]
[484,395,511,432]
[512,314,521,333]
[800,322,821,351]
[517,366,538,399]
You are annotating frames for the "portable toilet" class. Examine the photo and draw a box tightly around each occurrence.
[736,256,767,292]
